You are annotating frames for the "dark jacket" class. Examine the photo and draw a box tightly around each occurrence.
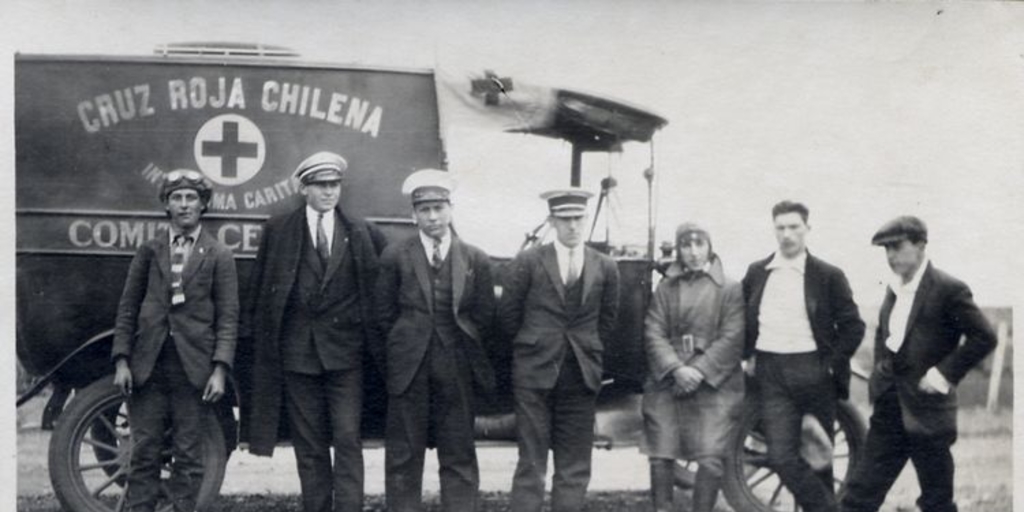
[243,205,386,456]
[869,262,996,437]
[742,251,865,399]
[374,234,497,396]
[112,228,238,389]
[498,243,620,393]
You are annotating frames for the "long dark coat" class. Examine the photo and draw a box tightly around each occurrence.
[639,258,745,460]
[242,205,386,456]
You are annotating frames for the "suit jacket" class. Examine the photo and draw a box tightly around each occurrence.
[499,243,620,393]
[112,228,239,390]
[869,263,996,437]
[243,205,386,456]
[742,252,865,399]
[375,234,496,396]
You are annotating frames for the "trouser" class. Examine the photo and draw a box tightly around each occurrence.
[841,387,958,512]
[127,341,207,512]
[510,351,597,512]
[283,368,365,512]
[385,336,479,512]
[756,351,837,512]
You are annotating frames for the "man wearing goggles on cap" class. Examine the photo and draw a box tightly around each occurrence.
[243,151,386,512]
[111,169,238,512]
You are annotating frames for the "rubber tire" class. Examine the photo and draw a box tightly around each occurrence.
[49,378,228,512]
[721,399,867,512]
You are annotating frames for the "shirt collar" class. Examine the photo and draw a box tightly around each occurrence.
[169,224,201,244]
[889,258,929,293]
[306,205,333,220]
[553,238,583,259]
[766,250,807,274]
[419,228,452,251]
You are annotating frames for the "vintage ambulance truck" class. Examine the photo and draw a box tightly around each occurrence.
[16,44,864,512]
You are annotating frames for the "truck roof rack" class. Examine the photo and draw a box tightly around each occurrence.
[154,42,299,58]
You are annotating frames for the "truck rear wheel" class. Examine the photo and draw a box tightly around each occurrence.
[722,399,867,512]
[48,378,227,512]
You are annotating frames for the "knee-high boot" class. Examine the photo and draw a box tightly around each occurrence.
[650,459,675,512]
[692,466,722,512]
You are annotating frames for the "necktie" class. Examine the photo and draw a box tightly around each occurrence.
[316,212,330,263]
[170,235,192,306]
[431,238,443,269]
[566,249,579,287]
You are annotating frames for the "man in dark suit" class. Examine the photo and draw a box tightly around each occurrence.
[112,170,238,512]
[501,188,620,512]
[841,216,996,512]
[742,200,865,512]
[244,152,386,512]
[375,169,495,512]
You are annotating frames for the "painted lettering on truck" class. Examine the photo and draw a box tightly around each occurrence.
[76,76,384,138]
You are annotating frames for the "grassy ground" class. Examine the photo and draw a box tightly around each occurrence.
[18,392,1013,511]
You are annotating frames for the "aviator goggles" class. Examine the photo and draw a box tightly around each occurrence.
[164,169,207,187]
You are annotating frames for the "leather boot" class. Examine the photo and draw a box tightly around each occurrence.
[692,467,722,512]
[650,458,675,512]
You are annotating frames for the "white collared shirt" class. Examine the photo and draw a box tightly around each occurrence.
[884,258,949,393]
[305,206,335,255]
[419,229,452,263]
[553,239,584,285]
[756,250,817,353]
[884,258,929,354]
[169,225,201,264]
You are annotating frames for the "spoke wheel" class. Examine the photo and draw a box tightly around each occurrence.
[48,378,227,512]
[722,399,867,512]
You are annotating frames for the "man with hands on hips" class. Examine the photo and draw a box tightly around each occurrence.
[841,216,996,512]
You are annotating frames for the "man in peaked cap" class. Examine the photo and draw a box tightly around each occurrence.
[243,151,386,512]
[841,216,995,512]
[375,169,497,512]
[112,169,238,512]
[500,188,620,512]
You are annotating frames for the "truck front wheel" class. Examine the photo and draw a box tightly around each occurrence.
[48,378,227,512]
[722,398,867,512]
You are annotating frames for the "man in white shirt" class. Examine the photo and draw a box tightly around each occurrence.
[742,200,865,512]
[841,216,996,512]
[500,188,620,512]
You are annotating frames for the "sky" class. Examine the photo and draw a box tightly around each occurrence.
[2,0,1022,508]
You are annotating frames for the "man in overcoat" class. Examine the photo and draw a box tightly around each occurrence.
[501,188,620,512]
[243,151,386,512]
[841,216,996,512]
[742,200,865,512]
[375,169,496,512]
[112,170,238,512]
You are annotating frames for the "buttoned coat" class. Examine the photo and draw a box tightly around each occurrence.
[640,258,745,460]
[112,228,239,390]
[374,234,496,397]
[243,205,386,456]
[741,252,865,399]
[869,263,996,437]
[499,243,620,393]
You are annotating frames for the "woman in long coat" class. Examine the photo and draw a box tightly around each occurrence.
[641,222,746,512]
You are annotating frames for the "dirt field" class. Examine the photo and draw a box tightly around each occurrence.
[17,390,1012,512]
